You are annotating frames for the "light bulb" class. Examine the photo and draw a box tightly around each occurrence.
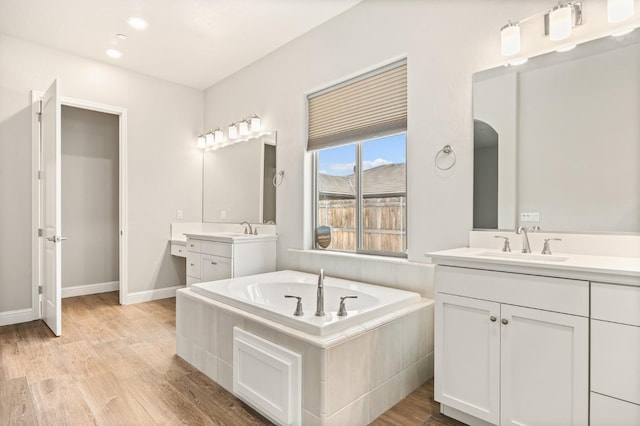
[228,123,238,139]
[250,115,261,132]
[197,135,206,149]
[214,129,224,143]
[501,22,521,56]
[549,4,573,41]
[205,132,214,146]
[238,120,249,136]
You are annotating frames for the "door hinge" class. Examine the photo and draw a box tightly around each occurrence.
[38,228,43,237]
[36,112,42,122]
[38,285,43,295]
[38,170,42,180]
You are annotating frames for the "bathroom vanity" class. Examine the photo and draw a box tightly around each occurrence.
[429,246,640,426]
[184,233,277,286]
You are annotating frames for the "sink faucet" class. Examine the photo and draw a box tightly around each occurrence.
[315,269,325,317]
[516,226,531,253]
[240,221,252,235]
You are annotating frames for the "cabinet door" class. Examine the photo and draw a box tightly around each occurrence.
[201,255,232,282]
[500,305,588,426]
[435,293,500,425]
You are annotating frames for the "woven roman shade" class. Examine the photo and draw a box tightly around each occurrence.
[307,60,407,151]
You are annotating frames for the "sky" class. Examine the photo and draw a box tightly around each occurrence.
[318,133,406,176]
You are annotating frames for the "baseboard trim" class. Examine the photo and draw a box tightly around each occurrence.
[125,285,184,305]
[0,308,36,327]
[62,281,120,298]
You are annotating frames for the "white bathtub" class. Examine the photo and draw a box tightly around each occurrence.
[190,270,422,336]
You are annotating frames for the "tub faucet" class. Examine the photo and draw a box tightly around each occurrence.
[240,221,252,235]
[516,226,531,253]
[315,269,325,317]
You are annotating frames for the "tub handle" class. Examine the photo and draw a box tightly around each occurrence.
[284,295,304,316]
[337,296,358,317]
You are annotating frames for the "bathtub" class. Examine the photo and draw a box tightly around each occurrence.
[190,269,422,336]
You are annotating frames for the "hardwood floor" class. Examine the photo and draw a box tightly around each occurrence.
[0,292,461,425]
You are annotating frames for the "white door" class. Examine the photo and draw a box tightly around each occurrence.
[500,304,588,426]
[41,78,63,336]
[435,293,501,425]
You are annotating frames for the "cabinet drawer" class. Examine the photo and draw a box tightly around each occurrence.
[435,266,588,316]
[592,282,640,326]
[202,255,232,282]
[200,241,232,258]
[171,243,187,258]
[187,239,201,252]
[186,252,201,279]
[591,319,640,405]
[591,392,640,426]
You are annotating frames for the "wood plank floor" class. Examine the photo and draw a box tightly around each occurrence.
[0,292,462,425]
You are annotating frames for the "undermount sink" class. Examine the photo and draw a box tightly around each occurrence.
[478,251,569,262]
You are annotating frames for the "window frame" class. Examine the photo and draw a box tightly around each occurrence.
[312,132,408,258]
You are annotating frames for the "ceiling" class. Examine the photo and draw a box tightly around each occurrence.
[0,0,362,89]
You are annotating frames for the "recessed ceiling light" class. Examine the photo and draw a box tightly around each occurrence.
[128,17,148,30]
[106,49,122,58]
[116,33,128,40]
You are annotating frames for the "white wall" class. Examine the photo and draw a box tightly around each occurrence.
[61,106,119,288]
[0,33,203,313]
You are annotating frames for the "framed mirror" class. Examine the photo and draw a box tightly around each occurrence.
[202,133,277,224]
[473,31,640,233]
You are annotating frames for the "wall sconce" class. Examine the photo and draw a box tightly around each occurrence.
[501,22,521,56]
[238,119,250,136]
[608,0,634,23]
[228,123,238,139]
[250,114,261,132]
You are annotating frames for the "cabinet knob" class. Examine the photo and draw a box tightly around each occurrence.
[211,261,217,265]
[190,263,195,267]
[490,316,497,322]
[501,318,509,325]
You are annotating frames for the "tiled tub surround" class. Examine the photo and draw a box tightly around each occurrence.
[176,288,434,425]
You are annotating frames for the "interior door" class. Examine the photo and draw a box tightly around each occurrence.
[41,78,63,336]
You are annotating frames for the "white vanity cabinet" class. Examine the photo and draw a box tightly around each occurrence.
[590,282,640,425]
[186,235,277,286]
[435,266,589,426]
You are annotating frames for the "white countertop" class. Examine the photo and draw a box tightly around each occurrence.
[184,232,278,244]
[427,247,640,286]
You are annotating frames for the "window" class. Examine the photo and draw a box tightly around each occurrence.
[308,60,407,256]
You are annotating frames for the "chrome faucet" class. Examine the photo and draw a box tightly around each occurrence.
[240,221,252,235]
[516,226,531,253]
[315,269,325,317]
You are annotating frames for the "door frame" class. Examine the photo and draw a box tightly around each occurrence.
[32,91,129,314]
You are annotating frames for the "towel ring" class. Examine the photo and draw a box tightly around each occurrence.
[434,145,456,171]
[272,170,285,187]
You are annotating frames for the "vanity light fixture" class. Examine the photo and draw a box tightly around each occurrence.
[608,0,634,23]
[250,114,261,132]
[197,135,206,149]
[238,119,250,136]
[213,128,224,144]
[228,123,238,139]
[501,22,521,56]
[549,3,574,40]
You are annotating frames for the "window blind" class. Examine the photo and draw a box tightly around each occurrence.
[307,60,407,151]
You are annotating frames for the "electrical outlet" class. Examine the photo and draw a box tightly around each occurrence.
[221,210,227,219]
[520,212,540,222]
[176,210,183,220]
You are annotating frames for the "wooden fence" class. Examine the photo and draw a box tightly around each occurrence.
[317,197,407,253]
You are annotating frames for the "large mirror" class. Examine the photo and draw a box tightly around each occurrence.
[203,133,276,224]
[473,31,640,233]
